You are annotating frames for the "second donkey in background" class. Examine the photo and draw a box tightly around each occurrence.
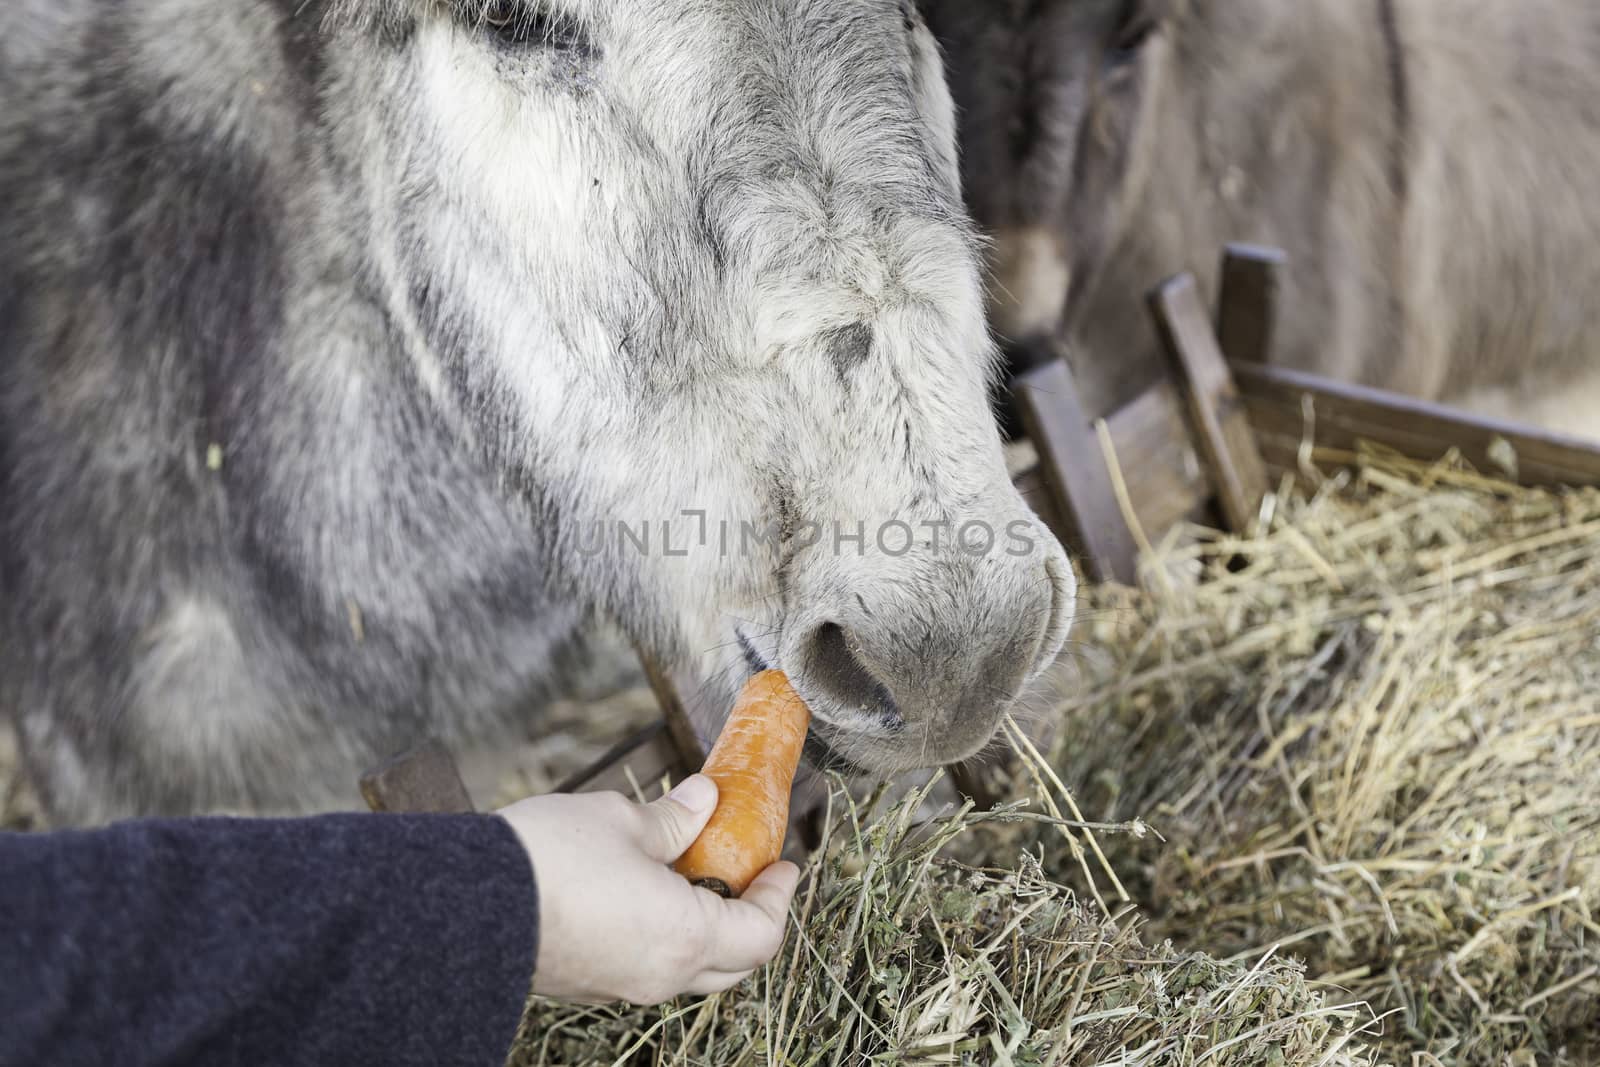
[922,0,1600,436]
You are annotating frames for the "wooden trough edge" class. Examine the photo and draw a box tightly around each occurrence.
[1015,247,1600,586]
[1236,362,1600,488]
[1025,357,1600,585]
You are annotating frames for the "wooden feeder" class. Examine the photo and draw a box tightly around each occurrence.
[362,244,1600,813]
[1017,244,1600,586]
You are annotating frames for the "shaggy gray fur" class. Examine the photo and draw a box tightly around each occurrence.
[1,0,1073,822]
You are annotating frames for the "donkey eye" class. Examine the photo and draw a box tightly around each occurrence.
[478,1,582,49]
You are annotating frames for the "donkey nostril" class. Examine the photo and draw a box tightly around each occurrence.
[802,622,901,725]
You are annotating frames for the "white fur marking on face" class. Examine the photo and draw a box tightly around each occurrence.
[408,17,764,643]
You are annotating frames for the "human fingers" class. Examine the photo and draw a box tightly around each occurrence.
[635,774,719,863]
[701,861,800,973]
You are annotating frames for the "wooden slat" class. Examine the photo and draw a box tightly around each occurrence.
[568,652,716,798]
[1103,378,1216,536]
[1216,244,1287,366]
[639,653,706,769]
[1235,363,1600,487]
[1013,359,1141,585]
[1148,274,1273,534]
[555,721,684,797]
[359,739,475,814]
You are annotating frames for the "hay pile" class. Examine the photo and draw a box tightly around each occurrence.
[1037,453,1600,1064]
[512,780,1376,1066]
[514,452,1599,1066]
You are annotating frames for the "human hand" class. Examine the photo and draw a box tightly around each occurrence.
[497,775,800,1005]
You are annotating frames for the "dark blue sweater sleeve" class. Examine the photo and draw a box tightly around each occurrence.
[0,813,538,1067]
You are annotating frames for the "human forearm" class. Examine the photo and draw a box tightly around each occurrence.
[0,813,537,1067]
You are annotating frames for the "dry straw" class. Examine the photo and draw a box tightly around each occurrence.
[512,778,1377,1066]
[1042,450,1599,1065]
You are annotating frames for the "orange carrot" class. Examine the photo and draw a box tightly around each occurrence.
[673,670,812,897]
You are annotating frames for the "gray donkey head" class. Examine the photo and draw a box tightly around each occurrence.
[377,0,1080,769]
[1,0,1073,818]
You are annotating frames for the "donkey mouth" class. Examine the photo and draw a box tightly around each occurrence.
[734,627,880,776]
[801,726,871,774]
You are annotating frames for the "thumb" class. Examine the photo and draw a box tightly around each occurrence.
[639,774,718,863]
